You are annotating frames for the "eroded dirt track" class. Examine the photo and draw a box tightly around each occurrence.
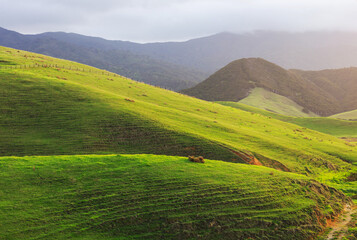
[326,204,356,240]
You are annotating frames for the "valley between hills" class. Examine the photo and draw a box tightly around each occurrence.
[0,45,356,240]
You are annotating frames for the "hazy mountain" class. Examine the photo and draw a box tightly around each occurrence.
[291,68,357,114]
[40,31,357,72]
[3,27,357,90]
[182,58,357,116]
[0,27,206,90]
[132,31,357,72]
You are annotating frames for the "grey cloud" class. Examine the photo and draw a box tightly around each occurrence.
[1,0,357,42]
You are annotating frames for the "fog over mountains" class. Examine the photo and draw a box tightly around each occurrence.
[2,27,357,90]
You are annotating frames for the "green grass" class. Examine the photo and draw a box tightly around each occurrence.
[0,46,356,182]
[0,47,356,239]
[331,109,357,120]
[287,118,357,138]
[0,154,350,240]
[218,101,357,138]
[217,102,357,199]
[239,88,318,117]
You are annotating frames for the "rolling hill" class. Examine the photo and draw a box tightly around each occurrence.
[0,46,356,239]
[181,58,338,116]
[218,102,357,138]
[331,109,357,120]
[238,88,318,117]
[5,28,357,92]
[292,68,357,114]
[0,27,206,91]
[182,58,357,116]
[1,154,350,240]
[1,47,356,170]
[25,29,357,72]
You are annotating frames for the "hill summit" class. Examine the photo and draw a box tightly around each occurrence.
[182,58,357,116]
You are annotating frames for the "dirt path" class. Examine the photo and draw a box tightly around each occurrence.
[326,204,356,240]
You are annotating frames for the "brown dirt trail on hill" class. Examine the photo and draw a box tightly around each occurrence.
[229,149,263,166]
[326,204,356,240]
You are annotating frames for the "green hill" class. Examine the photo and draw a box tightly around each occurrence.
[0,154,351,240]
[331,109,357,120]
[0,27,207,91]
[0,46,356,239]
[1,47,356,171]
[182,58,357,117]
[181,58,339,116]
[218,102,357,138]
[292,68,357,115]
[238,88,318,117]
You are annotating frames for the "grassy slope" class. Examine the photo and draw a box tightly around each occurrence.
[181,58,342,116]
[0,50,236,162]
[0,154,350,240]
[0,46,356,181]
[331,109,357,120]
[292,68,357,115]
[1,46,356,239]
[239,88,318,117]
[217,101,357,198]
[0,27,207,91]
[219,101,357,138]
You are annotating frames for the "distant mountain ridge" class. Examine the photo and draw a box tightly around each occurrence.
[86,31,357,72]
[182,58,357,116]
[291,68,357,114]
[0,27,206,90]
[138,31,357,72]
[3,27,357,90]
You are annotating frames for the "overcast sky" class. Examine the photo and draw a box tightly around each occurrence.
[1,0,357,42]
